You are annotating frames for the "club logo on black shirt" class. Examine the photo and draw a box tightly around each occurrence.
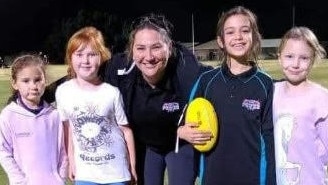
[162,102,180,112]
[242,99,260,111]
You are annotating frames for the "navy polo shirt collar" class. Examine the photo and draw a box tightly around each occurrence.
[221,61,257,82]
[136,69,173,91]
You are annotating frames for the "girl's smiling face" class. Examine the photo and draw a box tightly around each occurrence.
[218,14,253,62]
[71,44,101,82]
[279,38,314,85]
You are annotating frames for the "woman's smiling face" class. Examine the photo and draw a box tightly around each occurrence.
[132,28,170,84]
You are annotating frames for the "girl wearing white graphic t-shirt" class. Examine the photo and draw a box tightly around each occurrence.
[56,26,137,185]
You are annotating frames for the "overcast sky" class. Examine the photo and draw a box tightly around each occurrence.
[0,0,326,54]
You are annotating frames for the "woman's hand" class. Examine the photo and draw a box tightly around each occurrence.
[177,123,212,144]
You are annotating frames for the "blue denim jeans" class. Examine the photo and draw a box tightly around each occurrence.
[75,181,129,185]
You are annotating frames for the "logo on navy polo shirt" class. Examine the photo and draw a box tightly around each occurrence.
[162,102,180,112]
[242,99,260,111]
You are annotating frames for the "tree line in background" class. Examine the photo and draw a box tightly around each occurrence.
[0,10,131,66]
[43,9,131,64]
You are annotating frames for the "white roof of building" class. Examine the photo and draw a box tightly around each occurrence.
[194,40,219,50]
[190,38,282,50]
[261,39,281,48]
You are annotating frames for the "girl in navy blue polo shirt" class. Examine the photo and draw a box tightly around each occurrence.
[190,6,276,185]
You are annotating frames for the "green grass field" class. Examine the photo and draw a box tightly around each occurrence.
[0,60,328,184]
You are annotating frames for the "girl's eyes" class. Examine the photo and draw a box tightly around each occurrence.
[225,30,234,35]
[300,56,311,61]
[284,54,293,59]
[224,28,251,35]
[89,53,98,57]
[34,77,42,82]
[242,29,251,33]
[74,52,99,57]
[21,77,43,83]
[283,54,311,62]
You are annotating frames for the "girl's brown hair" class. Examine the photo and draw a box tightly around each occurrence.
[8,54,47,103]
[216,6,262,62]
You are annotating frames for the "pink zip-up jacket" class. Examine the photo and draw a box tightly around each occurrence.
[0,101,68,185]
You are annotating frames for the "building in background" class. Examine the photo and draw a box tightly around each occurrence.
[182,39,282,61]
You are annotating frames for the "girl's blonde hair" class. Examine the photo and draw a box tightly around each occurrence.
[277,26,326,63]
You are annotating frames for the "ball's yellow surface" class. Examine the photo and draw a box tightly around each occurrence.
[185,97,218,152]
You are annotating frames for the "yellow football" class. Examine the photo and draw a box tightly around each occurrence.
[185,97,219,152]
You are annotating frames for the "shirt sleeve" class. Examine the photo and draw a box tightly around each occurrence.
[316,94,328,160]
[57,120,68,179]
[55,85,68,122]
[113,88,129,126]
[0,113,27,184]
[261,82,276,185]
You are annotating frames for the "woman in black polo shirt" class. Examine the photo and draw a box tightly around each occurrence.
[104,13,212,185]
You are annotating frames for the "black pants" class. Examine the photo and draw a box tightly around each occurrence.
[135,142,198,185]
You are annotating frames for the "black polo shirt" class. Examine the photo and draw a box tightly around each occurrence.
[130,70,184,152]
[104,44,213,153]
[195,62,275,185]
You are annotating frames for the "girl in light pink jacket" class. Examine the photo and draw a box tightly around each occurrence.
[0,54,68,185]
[273,27,328,185]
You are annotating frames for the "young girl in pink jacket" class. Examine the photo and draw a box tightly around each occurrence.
[273,26,328,185]
[0,54,68,185]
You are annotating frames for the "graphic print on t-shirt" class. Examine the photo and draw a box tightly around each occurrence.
[275,113,301,184]
[70,104,114,154]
